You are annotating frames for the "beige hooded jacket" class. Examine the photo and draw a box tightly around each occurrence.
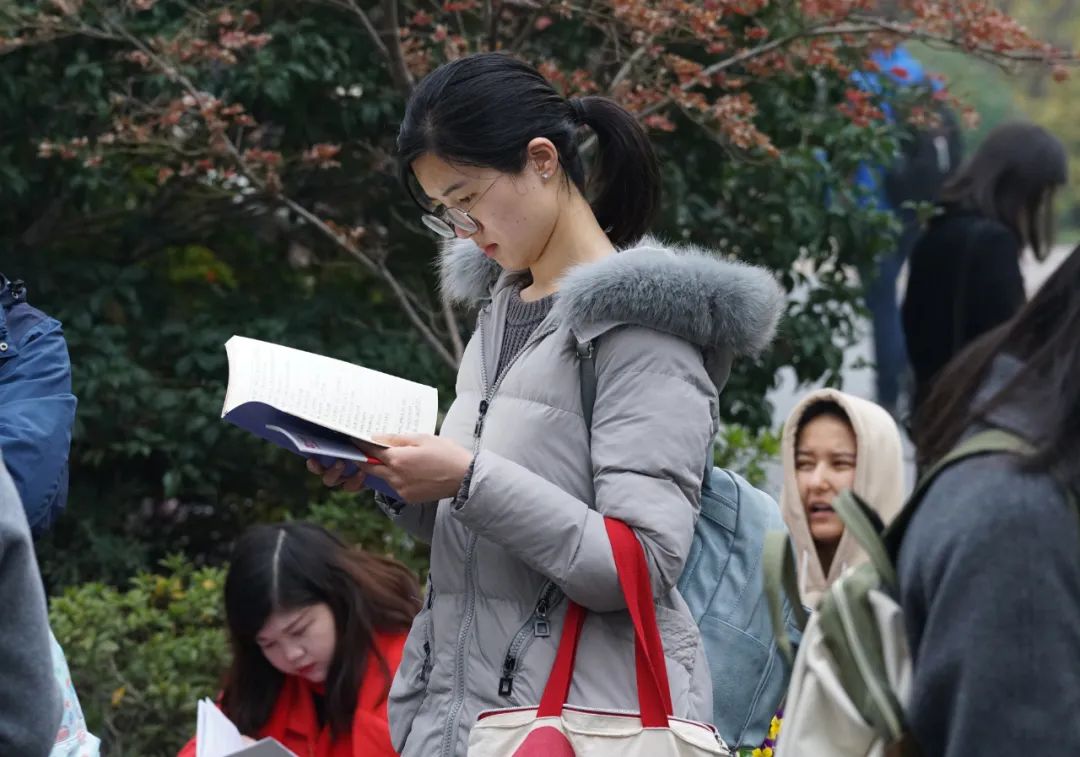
[779,389,905,609]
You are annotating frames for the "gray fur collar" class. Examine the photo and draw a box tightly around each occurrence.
[437,236,783,357]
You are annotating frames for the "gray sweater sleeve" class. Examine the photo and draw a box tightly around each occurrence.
[0,459,62,757]
[898,456,1080,755]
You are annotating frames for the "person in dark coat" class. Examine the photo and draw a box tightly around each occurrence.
[901,121,1067,417]
[901,243,1080,756]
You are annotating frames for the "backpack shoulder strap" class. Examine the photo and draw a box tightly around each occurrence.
[831,489,897,588]
[576,337,714,483]
[576,339,596,432]
[883,428,1034,557]
[762,530,810,665]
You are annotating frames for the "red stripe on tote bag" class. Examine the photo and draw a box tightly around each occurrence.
[511,519,677,755]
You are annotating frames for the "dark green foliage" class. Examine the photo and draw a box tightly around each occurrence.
[48,555,229,756]
[1,2,902,591]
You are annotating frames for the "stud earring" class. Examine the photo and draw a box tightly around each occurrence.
[541,172,551,180]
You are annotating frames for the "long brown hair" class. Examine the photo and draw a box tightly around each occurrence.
[939,121,1067,260]
[220,522,421,737]
[913,243,1080,490]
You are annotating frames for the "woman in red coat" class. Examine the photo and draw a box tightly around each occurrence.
[179,522,421,757]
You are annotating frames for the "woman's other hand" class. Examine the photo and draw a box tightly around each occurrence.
[306,458,368,493]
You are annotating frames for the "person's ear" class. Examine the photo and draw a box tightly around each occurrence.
[525,138,559,181]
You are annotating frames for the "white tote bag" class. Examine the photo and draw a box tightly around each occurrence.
[467,518,730,757]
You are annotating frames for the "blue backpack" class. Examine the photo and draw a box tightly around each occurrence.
[577,340,801,748]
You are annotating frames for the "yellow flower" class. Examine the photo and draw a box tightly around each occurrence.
[769,715,782,740]
[111,686,126,707]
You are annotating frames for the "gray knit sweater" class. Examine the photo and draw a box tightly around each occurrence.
[494,283,555,383]
[898,355,1080,755]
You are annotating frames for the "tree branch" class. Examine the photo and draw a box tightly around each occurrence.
[336,0,393,62]
[381,0,415,93]
[847,15,1075,66]
[305,0,413,92]
[441,292,466,362]
[509,5,543,52]
[608,42,649,94]
[634,19,1074,123]
[94,5,456,369]
[484,0,498,52]
[277,195,458,369]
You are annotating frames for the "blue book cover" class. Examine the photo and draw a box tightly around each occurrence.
[221,336,439,502]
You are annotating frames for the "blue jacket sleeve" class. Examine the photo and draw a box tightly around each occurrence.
[0,313,77,534]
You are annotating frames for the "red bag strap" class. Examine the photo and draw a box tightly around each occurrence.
[536,601,585,717]
[607,519,674,719]
[536,518,672,727]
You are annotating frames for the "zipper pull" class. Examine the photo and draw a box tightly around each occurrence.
[533,601,551,637]
[498,655,516,697]
[474,399,489,439]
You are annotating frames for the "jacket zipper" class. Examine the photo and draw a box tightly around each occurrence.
[499,581,564,701]
[419,584,435,682]
[438,304,559,757]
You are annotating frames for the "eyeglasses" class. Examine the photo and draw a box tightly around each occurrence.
[419,176,501,239]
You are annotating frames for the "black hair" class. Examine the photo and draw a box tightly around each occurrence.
[940,121,1067,260]
[220,522,421,738]
[397,52,660,247]
[914,243,1080,491]
[795,400,852,442]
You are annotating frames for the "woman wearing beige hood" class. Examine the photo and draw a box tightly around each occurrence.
[779,389,905,609]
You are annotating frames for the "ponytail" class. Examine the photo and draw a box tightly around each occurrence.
[569,95,661,246]
[398,52,661,247]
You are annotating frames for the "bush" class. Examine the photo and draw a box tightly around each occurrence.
[49,555,228,756]
[304,490,430,579]
[714,424,782,489]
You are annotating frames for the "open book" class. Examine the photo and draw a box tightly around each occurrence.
[196,698,297,757]
[221,336,439,499]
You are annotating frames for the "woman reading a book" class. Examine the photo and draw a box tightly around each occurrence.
[308,52,783,757]
[177,522,419,757]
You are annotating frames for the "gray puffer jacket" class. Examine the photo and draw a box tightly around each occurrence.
[381,236,783,757]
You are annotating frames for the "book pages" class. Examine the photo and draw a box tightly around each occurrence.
[195,699,298,757]
[223,336,438,443]
[196,698,246,757]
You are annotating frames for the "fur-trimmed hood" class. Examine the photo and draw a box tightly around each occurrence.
[437,236,784,358]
